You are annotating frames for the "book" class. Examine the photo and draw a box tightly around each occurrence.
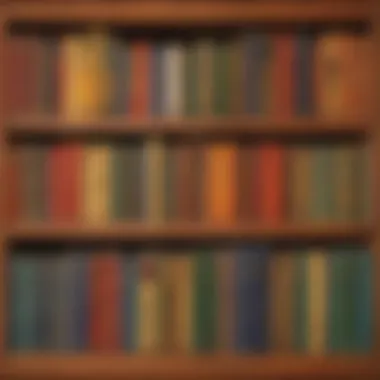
[204,143,237,223]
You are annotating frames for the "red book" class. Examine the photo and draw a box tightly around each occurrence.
[257,143,284,223]
[272,34,294,118]
[6,35,39,116]
[129,41,151,116]
[48,143,81,222]
[7,147,22,222]
[89,253,122,351]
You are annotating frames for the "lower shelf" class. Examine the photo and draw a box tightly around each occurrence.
[3,355,380,379]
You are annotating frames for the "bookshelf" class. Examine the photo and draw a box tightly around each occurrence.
[0,0,379,380]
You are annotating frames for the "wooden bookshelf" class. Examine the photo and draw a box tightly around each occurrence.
[7,116,369,140]
[0,0,379,379]
[3,355,380,379]
[5,0,371,24]
[7,223,370,243]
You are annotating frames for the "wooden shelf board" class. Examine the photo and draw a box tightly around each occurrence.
[3,354,379,379]
[7,223,370,242]
[5,0,371,24]
[7,116,368,139]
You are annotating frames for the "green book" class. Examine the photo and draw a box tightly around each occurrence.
[293,252,308,352]
[184,41,198,116]
[163,143,177,221]
[193,250,217,351]
[112,142,129,220]
[21,144,47,220]
[213,39,230,115]
[311,145,334,222]
[10,254,38,350]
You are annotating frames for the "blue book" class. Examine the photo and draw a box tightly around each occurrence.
[73,253,89,350]
[353,250,372,352]
[244,33,272,115]
[235,246,269,352]
[151,42,164,116]
[295,32,315,115]
[122,253,139,351]
[9,253,38,350]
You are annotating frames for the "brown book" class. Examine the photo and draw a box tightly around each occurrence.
[269,252,295,352]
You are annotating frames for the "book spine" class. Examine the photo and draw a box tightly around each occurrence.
[9,254,38,350]
[213,39,230,115]
[193,250,217,351]
[295,32,315,115]
[151,42,164,116]
[197,39,213,115]
[307,250,327,354]
[184,41,198,116]
[269,252,295,352]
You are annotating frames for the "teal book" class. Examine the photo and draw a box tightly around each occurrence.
[328,250,351,352]
[293,253,308,352]
[353,250,373,352]
[193,250,217,351]
[9,253,38,350]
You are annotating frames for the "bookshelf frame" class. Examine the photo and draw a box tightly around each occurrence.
[0,0,379,379]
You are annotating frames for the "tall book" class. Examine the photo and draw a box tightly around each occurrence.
[269,252,294,352]
[307,250,327,355]
[257,143,284,223]
[143,139,165,223]
[295,32,315,115]
[162,41,185,117]
[315,33,356,119]
[82,144,111,224]
[20,144,48,221]
[138,254,161,352]
[107,33,129,115]
[184,41,198,117]
[272,34,294,118]
[236,247,269,352]
[129,40,151,116]
[197,39,213,115]
[122,254,139,351]
[204,143,237,223]
[89,253,122,351]
[112,141,144,221]
[48,143,81,222]
[244,33,273,114]
[213,39,230,115]
[9,254,38,350]
[193,250,217,351]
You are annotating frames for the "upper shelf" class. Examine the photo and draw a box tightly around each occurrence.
[7,116,368,140]
[4,0,372,25]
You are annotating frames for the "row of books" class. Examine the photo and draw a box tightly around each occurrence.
[7,30,370,120]
[8,141,369,224]
[9,246,372,353]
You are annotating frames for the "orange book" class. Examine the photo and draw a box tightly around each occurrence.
[89,253,122,351]
[257,143,284,223]
[49,143,82,222]
[129,41,151,116]
[204,143,237,223]
[272,34,294,118]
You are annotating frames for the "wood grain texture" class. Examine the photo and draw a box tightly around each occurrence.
[2,354,380,379]
[6,222,370,243]
[7,116,368,139]
[4,0,371,24]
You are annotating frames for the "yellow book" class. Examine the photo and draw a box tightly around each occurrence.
[307,251,327,355]
[144,139,165,223]
[61,33,88,120]
[138,254,160,352]
[82,144,110,224]
[315,33,356,119]
[204,143,237,223]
